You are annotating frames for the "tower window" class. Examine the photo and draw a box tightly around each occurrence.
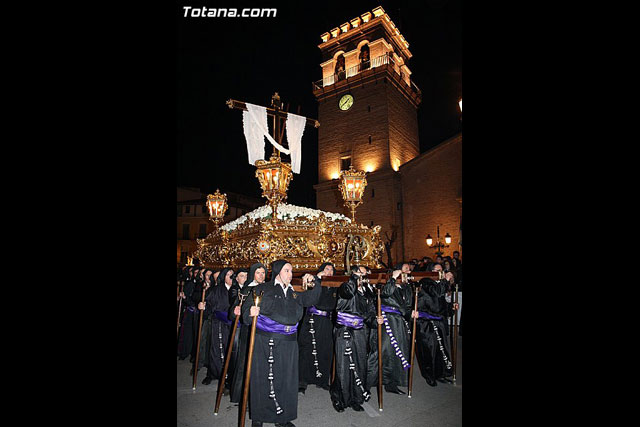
[334,54,346,82]
[368,105,371,112]
[340,156,351,171]
[368,135,372,144]
[359,44,370,72]
[371,188,375,198]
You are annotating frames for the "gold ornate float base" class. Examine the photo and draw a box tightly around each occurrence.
[195,208,384,272]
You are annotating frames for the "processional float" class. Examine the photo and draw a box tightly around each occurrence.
[189,93,455,424]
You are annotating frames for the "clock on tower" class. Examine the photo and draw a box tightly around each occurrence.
[338,93,354,111]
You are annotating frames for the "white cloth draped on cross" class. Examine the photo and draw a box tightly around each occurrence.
[242,102,305,174]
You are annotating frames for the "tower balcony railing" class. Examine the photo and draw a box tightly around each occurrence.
[312,53,421,97]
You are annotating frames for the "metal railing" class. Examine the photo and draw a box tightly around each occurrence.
[312,53,420,96]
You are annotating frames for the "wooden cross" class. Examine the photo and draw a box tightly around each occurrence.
[226,92,320,157]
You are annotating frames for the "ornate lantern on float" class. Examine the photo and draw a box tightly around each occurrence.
[255,154,293,220]
[206,189,228,228]
[338,165,368,222]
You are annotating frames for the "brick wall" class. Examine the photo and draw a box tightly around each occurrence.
[387,84,420,170]
[400,134,462,260]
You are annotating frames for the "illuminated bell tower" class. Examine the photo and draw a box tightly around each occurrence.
[312,6,422,264]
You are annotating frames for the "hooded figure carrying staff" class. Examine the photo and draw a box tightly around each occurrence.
[413,263,457,386]
[192,268,216,382]
[228,264,265,404]
[330,265,377,413]
[178,266,197,361]
[205,267,235,385]
[297,262,337,394]
[242,259,321,427]
[366,262,413,395]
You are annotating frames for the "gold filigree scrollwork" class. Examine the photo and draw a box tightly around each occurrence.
[195,206,383,271]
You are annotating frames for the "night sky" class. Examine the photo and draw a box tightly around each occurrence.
[177,0,461,208]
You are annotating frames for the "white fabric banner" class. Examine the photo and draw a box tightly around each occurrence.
[242,102,290,168]
[242,103,267,165]
[285,112,306,174]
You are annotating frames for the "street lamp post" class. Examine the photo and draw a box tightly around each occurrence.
[425,225,452,257]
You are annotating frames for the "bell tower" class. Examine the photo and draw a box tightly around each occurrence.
[312,6,422,265]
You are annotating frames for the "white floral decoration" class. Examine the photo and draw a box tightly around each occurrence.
[220,203,351,233]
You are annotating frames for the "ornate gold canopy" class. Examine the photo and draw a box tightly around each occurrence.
[194,203,384,272]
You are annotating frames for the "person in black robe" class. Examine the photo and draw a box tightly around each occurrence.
[204,267,234,385]
[330,265,375,413]
[361,267,378,356]
[225,267,248,396]
[298,262,337,394]
[188,266,204,364]
[192,268,215,382]
[229,263,267,404]
[178,266,197,360]
[366,263,413,394]
[242,259,321,427]
[413,263,457,386]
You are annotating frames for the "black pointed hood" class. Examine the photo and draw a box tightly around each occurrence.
[217,268,234,287]
[317,262,335,275]
[269,259,289,284]
[201,268,214,285]
[249,262,267,284]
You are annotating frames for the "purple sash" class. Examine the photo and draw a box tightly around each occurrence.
[214,310,232,325]
[307,306,329,317]
[336,311,364,329]
[418,310,442,320]
[381,304,402,315]
[256,315,298,335]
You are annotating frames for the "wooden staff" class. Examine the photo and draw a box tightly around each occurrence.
[452,283,459,383]
[192,283,208,390]
[407,283,419,398]
[331,349,336,384]
[239,291,262,427]
[376,286,383,412]
[214,293,247,415]
[177,281,184,340]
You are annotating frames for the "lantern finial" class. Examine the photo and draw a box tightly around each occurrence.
[206,189,228,228]
[338,165,368,222]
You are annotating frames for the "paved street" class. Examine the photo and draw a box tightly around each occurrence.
[177,336,462,427]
